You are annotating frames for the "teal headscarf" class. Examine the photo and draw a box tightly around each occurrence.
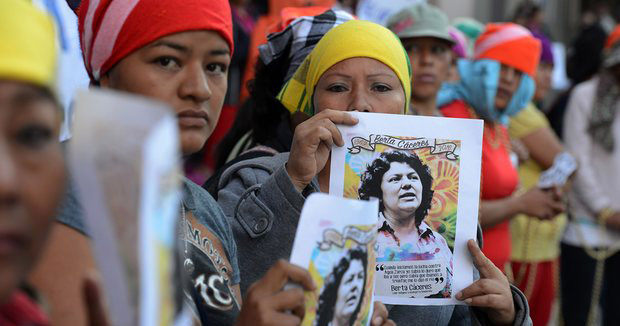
[437,59,536,124]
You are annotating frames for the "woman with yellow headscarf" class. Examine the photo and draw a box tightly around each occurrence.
[217,19,409,290]
[0,1,82,325]
[216,20,530,326]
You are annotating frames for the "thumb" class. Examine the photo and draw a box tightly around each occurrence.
[83,272,110,326]
[467,239,501,279]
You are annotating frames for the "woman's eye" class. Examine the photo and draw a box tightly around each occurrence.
[405,44,418,53]
[206,63,228,74]
[15,125,53,149]
[326,84,348,92]
[154,56,180,70]
[432,46,447,55]
[372,84,392,92]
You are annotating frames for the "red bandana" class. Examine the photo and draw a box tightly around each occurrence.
[78,0,234,81]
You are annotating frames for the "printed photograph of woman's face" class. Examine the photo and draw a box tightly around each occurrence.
[380,161,424,221]
[359,150,454,263]
[315,247,368,326]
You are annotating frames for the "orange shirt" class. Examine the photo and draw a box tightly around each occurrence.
[441,100,519,271]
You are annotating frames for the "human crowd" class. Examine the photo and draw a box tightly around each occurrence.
[1,0,620,325]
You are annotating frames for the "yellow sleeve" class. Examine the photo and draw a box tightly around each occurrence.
[508,102,550,139]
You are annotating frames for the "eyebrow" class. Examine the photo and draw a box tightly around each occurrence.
[323,72,353,79]
[367,73,398,79]
[323,72,397,79]
[147,41,230,57]
[209,48,230,56]
[148,40,190,53]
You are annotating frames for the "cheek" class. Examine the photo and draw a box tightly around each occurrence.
[207,77,227,126]
[438,57,451,78]
[378,91,406,114]
[313,90,347,112]
[109,63,177,107]
[20,148,65,253]
[414,180,423,193]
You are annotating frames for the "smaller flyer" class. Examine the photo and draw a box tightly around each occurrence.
[69,89,183,326]
[330,112,483,306]
[289,194,379,326]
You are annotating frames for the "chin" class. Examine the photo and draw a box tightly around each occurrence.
[494,100,508,111]
[412,89,437,101]
[396,205,418,215]
[180,131,208,156]
[0,270,20,304]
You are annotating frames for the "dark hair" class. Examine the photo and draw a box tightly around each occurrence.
[358,151,434,227]
[315,246,368,326]
[214,50,294,169]
[511,1,541,24]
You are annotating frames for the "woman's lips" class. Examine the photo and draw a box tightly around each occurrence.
[416,74,436,84]
[496,87,512,99]
[399,192,417,199]
[178,110,208,128]
[0,232,26,258]
[346,294,358,305]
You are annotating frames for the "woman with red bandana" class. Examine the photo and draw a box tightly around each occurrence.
[28,1,394,325]
[438,23,565,272]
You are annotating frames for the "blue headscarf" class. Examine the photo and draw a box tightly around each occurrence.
[437,59,535,124]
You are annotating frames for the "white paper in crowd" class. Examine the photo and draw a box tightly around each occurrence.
[356,0,427,26]
[289,194,379,326]
[538,151,578,189]
[329,112,483,306]
[68,89,182,326]
[33,0,90,141]
[551,42,570,91]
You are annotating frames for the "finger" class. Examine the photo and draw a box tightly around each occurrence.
[371,301,388,326]
[254,260,316,296]
[456,279,498,300]
[283,262,316,291]
[318,109,359,126]
[467,239,502,279]
[383,320,397,326]
[83,272,109,326]
[550,199,565,214]
[264,312,303,326]
[317,119,345,147]
[315,126,335,149]
[462,293,506,309]
[266,288,305,318]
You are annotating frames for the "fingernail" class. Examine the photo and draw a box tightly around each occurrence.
[465,298,472,304]
[373,316,383,325]
[455,291,462,300]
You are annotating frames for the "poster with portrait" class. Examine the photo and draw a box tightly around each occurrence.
[289,194,379,326]
[329,112,483,306]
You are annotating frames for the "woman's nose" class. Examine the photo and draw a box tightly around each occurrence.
[348,88,372,112]
[178,63,212,103]
[0,141,19,210]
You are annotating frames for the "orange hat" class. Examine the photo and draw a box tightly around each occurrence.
[474,23,541,77]
[605,24,620,49]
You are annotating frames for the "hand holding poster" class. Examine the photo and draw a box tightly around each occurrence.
[329,112,483,305]
[289,194,379,326]
[68,89,183,325]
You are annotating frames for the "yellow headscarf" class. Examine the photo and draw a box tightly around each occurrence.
[0,0,57,91]
[277,20,412,116]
